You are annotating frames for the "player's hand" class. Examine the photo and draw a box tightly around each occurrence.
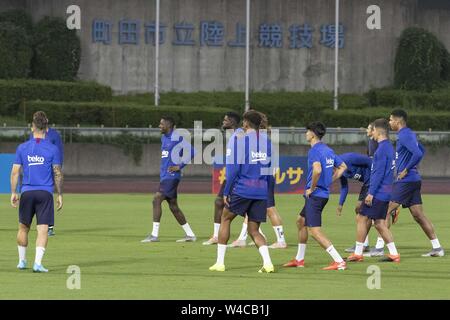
[397,169,408,180]
[305,188,313,198]
[223,196,229,207]
[168,166,180,173]
[56,194,63,211]
[336,205,343,216]
[10,193,19,208]
[365,194,373,207]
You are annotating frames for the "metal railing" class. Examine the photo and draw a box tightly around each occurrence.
[1,126,449,145]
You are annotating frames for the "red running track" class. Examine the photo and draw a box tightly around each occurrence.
[65,176,450,194]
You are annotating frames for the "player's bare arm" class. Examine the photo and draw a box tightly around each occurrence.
[333,163,347,182]
[53,164,64,211]
[10,164,21,208]
[306,162,321,198]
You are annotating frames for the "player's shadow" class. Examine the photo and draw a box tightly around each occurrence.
[49,257,150,270]
[56,227,124,234]
[0,228,19,232]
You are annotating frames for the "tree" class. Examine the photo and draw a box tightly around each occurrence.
[32,16,81,81]
[394,27,444,91]
[0,22,33,79]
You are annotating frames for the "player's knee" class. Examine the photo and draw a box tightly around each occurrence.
[247,226,259,238]
[153,194,163,205]
[215,197,224,208]
[308,227,320,238]
[373,220,384,231]
[411,212,423,223]
[296,216,304,228]
[168,202,179,212]
[221,212,233,223]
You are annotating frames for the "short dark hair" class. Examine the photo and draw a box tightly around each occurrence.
[32,111,48,131]
[391,109,408,122]
[225,112,240,125]
[258,112,268,129]
[161,116,175,128]
[306,121,326,139]
[373,118,390,135]
[243,110,263,130]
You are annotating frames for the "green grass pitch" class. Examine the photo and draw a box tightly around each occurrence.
[0,193,449,300]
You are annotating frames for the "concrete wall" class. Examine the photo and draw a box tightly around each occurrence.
[1,142,449,178]
[3,0,448,94]
[0,0,26,11]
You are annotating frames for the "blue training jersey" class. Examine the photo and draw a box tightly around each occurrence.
[14,138,61,194]
[224,130,271,200]
[29,127,64,164]
[224,127,245,165]
[160,130,195,181]
[369,139,395,201]
[306,142,343,199]
[395,127,424,183]
[338,152,372,206]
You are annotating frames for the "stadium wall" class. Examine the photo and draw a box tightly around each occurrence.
[3,0,449,94]
[1,142,449,178]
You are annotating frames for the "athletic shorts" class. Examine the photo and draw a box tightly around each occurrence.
[159,179,180,199]
[267,177,275,208]
[226,193,267,223]
[299,195,329,227]
[217,180,226,198]
[391,181,422,208]
[360,198,389,220]
[19,190,54,226]
[358,184,369,202]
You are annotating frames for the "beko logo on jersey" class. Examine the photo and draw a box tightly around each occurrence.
[226,148,231,157]
[161,150,169,158]
[28,155,45,166]
[325,158,334,168]
[251,151,267,162]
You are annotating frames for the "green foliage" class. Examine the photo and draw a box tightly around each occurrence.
[394,27,446,91]
[441,43,450,82]
[0,9,33,33]
[20,100,450,131]
[20,101,232,128]
[0,22,33,79]
[0,79,112,116]
[32,17,81,81]
[321,108,450,131]
[366,88,450,111]
[114,91,369,120]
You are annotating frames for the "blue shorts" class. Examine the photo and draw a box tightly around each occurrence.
[391,181,422,208]
[159,179,180,199]
[226,194,267,223]
[267,177,275,208]
[299,195,328,227]
[360,198,389,220]
[19,191,54,226]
